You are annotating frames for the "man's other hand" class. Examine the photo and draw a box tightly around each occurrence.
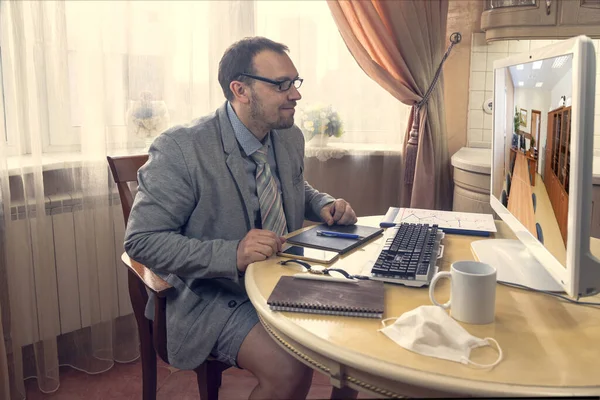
[320,198,357,226]
[237,229,286,273]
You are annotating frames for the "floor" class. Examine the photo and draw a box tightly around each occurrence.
[24,357,379,399]
[532,172,567,265]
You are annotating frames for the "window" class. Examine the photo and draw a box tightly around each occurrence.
[6,1,408,155]
[63,1,222,152]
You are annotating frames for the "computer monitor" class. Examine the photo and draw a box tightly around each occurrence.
[471,35,600,298]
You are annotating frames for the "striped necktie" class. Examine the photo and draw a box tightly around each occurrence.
[251,144,288,236]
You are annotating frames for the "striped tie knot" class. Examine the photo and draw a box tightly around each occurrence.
[251,145,269,165]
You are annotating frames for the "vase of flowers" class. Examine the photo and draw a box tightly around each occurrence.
[126,91,170,149]
[297,104,344,147]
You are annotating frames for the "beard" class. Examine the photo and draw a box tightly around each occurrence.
[249,89,295,131]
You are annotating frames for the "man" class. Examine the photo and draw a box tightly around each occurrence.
[124,36,358,399]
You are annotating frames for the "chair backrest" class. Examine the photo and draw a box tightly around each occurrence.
[108,155,219,398]
[536,222,544,244]
[107,154,172,361]
[506,173,512,196]
[501,189,508,207]
[532,193,537,213]
[107,154,149,225]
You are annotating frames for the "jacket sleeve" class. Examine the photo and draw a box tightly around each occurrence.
[303,181,335,222]
[124,133,241,282]
[290,127,335,221]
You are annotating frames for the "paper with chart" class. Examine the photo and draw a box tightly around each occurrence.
[383,207,497,235]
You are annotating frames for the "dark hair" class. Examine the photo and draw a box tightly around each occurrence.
[218,37,289,101]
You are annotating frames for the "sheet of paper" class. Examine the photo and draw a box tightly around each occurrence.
[393,207,497,233]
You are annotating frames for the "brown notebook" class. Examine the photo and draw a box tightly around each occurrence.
[267,276,384,318]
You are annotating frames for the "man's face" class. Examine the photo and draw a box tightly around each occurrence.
[247,50,302,131]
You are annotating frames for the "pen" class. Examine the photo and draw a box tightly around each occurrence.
[316,230,363,239]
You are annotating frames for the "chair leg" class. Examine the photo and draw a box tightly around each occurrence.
[196,362,221,400]
[128,269,157,400]
[139,327,157,400]
[216,360,230,388]
[331,386,358,399]
[196,363,209,400]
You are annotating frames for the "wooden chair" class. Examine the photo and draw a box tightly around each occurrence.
[107,154,231,400]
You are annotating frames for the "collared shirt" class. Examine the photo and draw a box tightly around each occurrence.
[226,102,283,229]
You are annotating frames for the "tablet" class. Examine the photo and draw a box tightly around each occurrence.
[277,245,339,264]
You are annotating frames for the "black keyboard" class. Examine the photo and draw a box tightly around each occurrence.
[368,223,442,287]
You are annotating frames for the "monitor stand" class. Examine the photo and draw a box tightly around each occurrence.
[470,239,564,292]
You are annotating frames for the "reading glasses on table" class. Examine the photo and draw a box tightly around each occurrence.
[278,259,370,283]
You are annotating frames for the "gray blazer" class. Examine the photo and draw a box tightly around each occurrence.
[124,102,334,370]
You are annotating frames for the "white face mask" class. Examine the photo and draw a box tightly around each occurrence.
[378,305,503,368]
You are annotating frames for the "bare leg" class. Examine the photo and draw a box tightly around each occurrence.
[237,323,313,400]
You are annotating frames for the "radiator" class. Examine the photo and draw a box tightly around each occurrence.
[6,192,132,346]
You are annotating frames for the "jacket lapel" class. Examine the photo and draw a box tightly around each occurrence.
[271,130,295,232]
[217,103,254,229]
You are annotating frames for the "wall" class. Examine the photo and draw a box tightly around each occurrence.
[550,67,573,110]
[304,153,402,217]
[467,33,600,155]
[513,87,551,150]
[444,0,485,158]
[468,35,528,148]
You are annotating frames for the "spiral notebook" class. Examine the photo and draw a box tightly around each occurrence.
[267,276,385,318]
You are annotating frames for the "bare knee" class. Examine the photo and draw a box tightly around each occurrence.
[238,324,313,399]
[261,355,313,399]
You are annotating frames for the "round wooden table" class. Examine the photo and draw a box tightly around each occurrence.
[245,216,600,398]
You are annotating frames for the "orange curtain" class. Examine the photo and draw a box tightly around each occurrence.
[327,0,452,210]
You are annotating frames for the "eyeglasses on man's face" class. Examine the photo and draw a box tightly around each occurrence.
[238,73,303,92]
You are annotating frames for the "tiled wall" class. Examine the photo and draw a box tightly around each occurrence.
[467,33,600,153]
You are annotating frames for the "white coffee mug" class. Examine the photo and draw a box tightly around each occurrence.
[429,260,497,324]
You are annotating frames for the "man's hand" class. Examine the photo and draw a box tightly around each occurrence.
[319,198,357,226]
[237,229,287,273]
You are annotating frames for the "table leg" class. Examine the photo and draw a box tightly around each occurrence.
[331,386,358,399]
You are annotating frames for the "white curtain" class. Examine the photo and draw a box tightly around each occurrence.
[0,1,407,397]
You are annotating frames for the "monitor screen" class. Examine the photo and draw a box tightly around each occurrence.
[482,35,600,298]
[492,53,573,268]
